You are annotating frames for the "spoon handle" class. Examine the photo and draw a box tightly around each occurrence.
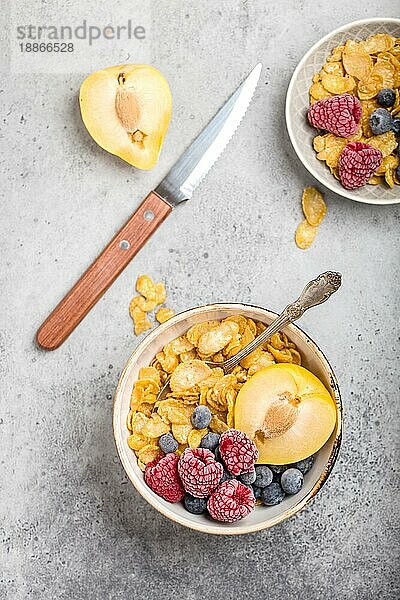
[222,271,342,373]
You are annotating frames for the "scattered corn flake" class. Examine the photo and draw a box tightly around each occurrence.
[295,220,318,250]
[156,307,175,323]
[136,274,156,301]
[301,187,327,227]
[130,295,157,313]
[131,305,152,336]
[155,282,167,305]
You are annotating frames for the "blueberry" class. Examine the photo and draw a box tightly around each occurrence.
[220,469,235,484]
[252,485,263,500]
[377,88,396,108]
[396,166,400,182]
[369,108,393,135]
[254,465,273,488]
[281,468,304,495]
[294,455,314,475]
[268,464,287,475]
[191,406,212,429]
[184,494,208,515]
[214,447,222,463]
[261,482,285,506]
[158,433,178,454]
[396,143,400,157]
[392,118,400,136]
[200,432,220,452]
[239,469,256,485]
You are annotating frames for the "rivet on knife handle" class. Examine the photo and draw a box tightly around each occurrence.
[36,192,171,350]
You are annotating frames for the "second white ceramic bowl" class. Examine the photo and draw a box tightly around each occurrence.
[286,18,400,205]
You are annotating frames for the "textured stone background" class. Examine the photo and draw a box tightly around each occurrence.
[1,1,399,599]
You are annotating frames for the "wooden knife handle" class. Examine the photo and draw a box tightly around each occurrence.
[36,191,172,350]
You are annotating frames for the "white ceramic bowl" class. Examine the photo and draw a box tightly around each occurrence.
[113,304,342,535]
[286,18,400,205]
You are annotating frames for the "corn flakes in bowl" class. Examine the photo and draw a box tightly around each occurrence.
[286,18,400,204]
[113,304,342,535]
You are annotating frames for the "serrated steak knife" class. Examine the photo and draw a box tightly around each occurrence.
[36,63,262,350]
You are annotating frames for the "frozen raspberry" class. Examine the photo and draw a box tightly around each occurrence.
[207,480,255,523]
[307,93,362,137]
[219,429,258,476]
[178,448,223,498]
[144,453,184,503]
[338,142,382,190]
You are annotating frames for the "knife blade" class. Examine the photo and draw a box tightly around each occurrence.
[156,62,262,205]
[36,63,262,350]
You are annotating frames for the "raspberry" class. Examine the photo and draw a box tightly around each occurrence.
[144,453,184,503]
[307,93,362,137]
[178,448,223,497]
[207,480,255,523]
[338,142,382,189]
[219,429,258,476]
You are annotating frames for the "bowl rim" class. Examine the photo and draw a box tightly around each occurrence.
[285,17,400,206]
[113,303,343,535]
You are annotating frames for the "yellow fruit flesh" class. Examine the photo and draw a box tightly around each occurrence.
[79,64,172,170]
[234,364,336,464]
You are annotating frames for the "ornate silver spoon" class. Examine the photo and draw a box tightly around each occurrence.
[157,271,342,399]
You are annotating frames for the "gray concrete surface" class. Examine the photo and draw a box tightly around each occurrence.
[1,1,399,598]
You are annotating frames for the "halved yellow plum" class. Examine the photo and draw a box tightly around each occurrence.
[235,364,336,464]
[79,64,172,170]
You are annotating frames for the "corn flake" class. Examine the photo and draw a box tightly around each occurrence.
[295,220,318,250]
[136,274,156,301]
[367,131,397,158]
[186,321,220,346]
[170,359,212,393]
[361,33,395,55]
[188,428,208,448]
[197,321,239,356]
[131,306,152,336]
[137,444,161,464]
[320,73,355,94]
[301,187,327,227]
[342,41,373,80]
[172,423,193,444]
[156,307,175,323]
